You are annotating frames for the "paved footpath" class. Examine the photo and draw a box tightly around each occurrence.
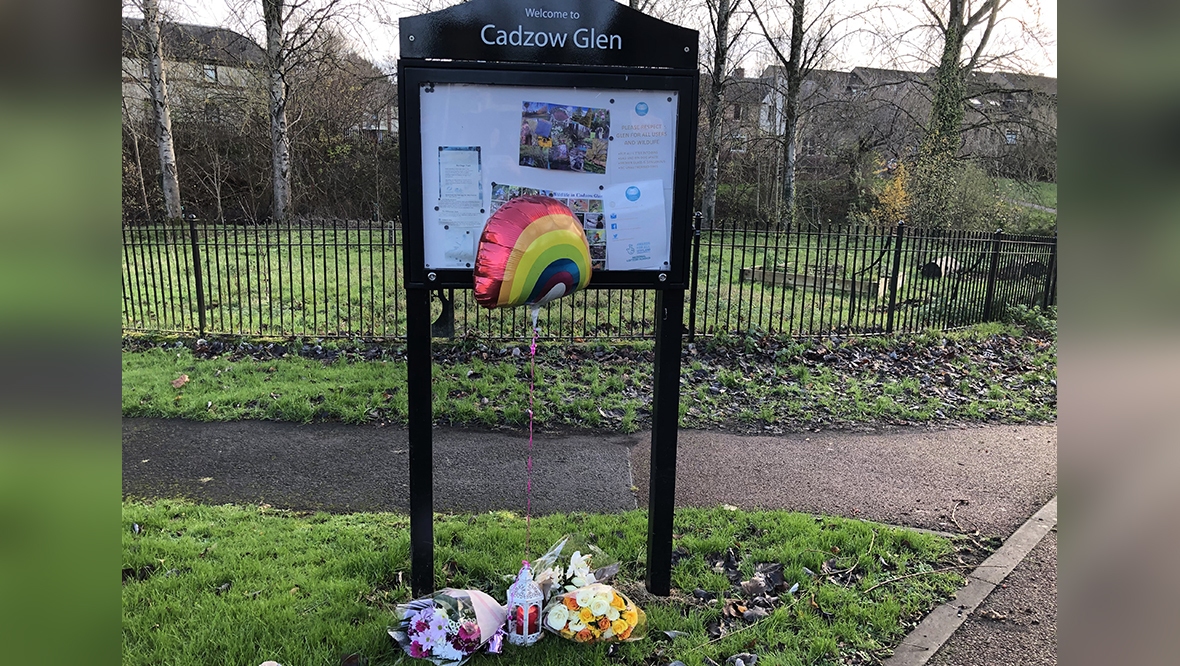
[123,418,1057,664]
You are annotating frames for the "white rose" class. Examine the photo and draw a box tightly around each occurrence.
[591,588,612,606]
[589,598,610,616]
[568,617,586,632]
[602,627,615,639]
[575,588,595,607]
[546,604,570,630]
[606,606,620,621]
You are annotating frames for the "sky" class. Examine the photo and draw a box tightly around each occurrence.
[125,0,1056,79]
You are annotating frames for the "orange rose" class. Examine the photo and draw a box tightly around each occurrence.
[598,617,612,631]
[563,596,580,611]
[619,626,633,640]
[575,628,594,643]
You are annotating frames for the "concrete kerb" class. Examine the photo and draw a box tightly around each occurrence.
[883,496,1058,666]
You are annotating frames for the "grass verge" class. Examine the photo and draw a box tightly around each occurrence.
[122,323,1056,433]
[123,500,964,666]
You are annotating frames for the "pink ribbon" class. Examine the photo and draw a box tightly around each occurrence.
[525,313,538,560]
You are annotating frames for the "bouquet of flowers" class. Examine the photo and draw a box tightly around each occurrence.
[542,583,646,643]
[388,588,507,665]
[530,535,620,601]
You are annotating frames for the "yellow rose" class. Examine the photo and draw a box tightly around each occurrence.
[611,618,629,635]
[579,607,596,624]
[610,592,626,610]
[622,608,638,626]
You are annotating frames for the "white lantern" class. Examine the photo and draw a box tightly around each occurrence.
[506,561,544,646]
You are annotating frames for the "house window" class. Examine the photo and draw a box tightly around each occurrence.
[733,104,743,121]
[202,64,218,83]
[1005,129,1019,145]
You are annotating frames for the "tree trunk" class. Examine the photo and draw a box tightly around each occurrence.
[781,0,805,227]
[263,0,292,224]
[926,1,967,160]
[130,125,152,221]
[142,0,182,220]
[123,99,153,222]
[702,0,731,230]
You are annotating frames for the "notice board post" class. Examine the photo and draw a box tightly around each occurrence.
[398,0,699,597]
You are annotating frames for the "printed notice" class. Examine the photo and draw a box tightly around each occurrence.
[603,180,668,271]
[437,146,485,265]
[438,146,482,200]
[610,96,675,181]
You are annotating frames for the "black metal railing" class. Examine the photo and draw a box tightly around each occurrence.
[122,218,1056,341]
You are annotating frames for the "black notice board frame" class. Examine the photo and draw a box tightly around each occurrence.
[398,60,699,290]
[397,0,698,601]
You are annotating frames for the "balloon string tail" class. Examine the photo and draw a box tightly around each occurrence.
[525,307,539,561]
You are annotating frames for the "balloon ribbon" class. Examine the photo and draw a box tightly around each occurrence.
[525,306,539,560]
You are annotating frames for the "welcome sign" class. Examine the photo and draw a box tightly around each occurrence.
[400,0,697,68]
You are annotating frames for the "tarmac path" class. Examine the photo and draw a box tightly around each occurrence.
[124,419,1056,537]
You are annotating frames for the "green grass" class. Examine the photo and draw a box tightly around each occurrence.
[122,323,1057,432]
[123,499,964,666]
[996,178,1057,210]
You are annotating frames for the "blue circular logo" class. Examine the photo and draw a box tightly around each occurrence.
[625,186,641,201]
[635,102,649,116]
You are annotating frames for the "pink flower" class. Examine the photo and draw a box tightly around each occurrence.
[458,621,480,642]
[408,641,429,658]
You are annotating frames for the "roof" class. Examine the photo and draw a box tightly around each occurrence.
[740,65,1053,99]
[122,17,265,68]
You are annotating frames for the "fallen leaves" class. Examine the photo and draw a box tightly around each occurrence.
[171,374,189,388]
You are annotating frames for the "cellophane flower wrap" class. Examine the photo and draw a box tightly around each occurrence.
[541,583,646,644]
[388,588,507,665]
[530,535,620,601]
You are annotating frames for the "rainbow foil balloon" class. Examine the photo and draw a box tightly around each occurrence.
[474,195,592,308]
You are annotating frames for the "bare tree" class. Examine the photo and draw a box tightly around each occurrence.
[121,97,155,221]
[750,0,840,226]
[907,0,1051,159]
[700,0,753,229]
[140,0,183,220]
[259,0,350,223]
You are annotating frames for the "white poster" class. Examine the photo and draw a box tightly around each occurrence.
[419,84,677,270]
[603,180,668,271]
[435,147,484,265]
